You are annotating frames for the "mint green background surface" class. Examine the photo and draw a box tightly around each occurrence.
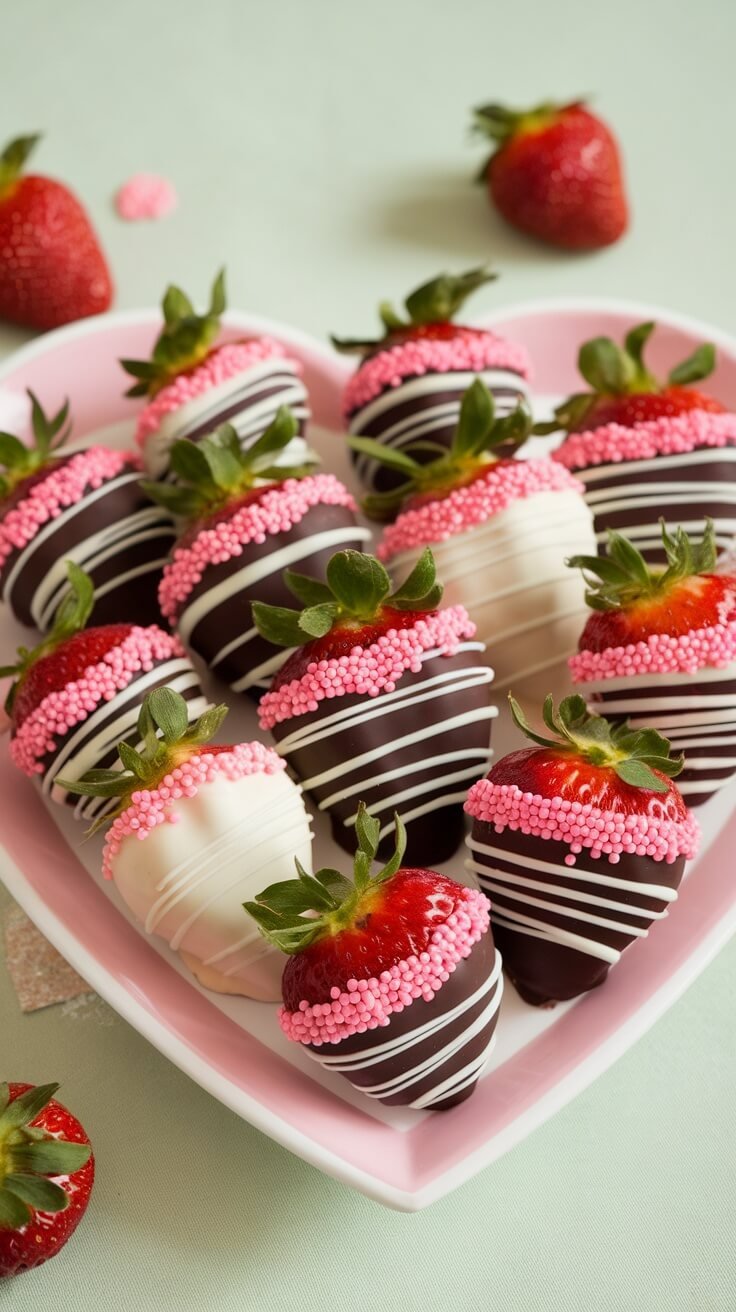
[1,0,736,1306]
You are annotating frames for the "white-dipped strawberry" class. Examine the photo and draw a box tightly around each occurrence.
[60,688,313,1002]
[122,271,311,479]
[352,378,596,701]
[146,408,370,698]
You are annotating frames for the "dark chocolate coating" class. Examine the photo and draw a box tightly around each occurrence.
[470,821,685,1006]
[0,463,175,632]
[178,503,366,699]
[348,366,528,497]
[576,446,736,564]
[271,648,494,864]
[308,929,500,1110]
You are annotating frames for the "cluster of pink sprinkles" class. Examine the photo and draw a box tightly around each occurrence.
[159,474,357,621]
[465,779,700,867]
[0,447,138,572]
[258,605,475,730]
[378,458,584,561]
[280,887,490,1046]
[102,743,285,881]
[343,330,531,415]
[570,617,736,682]
[553,410,736,472]
[11,627,186,777]
[135,338,301,445]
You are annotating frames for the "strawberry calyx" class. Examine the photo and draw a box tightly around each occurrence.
[120,270,227,399]
[348,377,533,520]
[0,134,41,197]
[0,1083,91,1232]
[330,266,497,355]
[509,692,683,794]
[252,546,443,654]
[57,687,228,833]
[471,98,581,181]
[140,405,317,525]
[0,562,95,718]
[245,801,407,957]
[568,519,718,614]
[0,390,71,504]
[535,321,718,435]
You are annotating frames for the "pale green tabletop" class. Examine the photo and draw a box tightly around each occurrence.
[2,0,736,1308]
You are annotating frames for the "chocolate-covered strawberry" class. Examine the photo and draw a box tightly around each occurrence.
[122,270,310,479]
[568,519,736,806]
[254,547,496,864]
[0,391,175,630]
[543,321,736,560]
[60,688,313,1002]
[465,695,699,1006]
[1,562,209,825]
[352,379,596,701]
[332,266,531,495]
[147,407,370,697]
[246,804,502,1111]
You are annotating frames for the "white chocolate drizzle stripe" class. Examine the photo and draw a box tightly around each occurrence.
[465,838,678,901]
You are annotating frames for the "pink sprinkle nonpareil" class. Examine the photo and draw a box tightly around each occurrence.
[569,614,736,682]
[135,339,301,446]
[10,627,187,777]
[0,447,141,573]
[102,744,285,881]
[343,330,532,416]
[159,474,357,622]
[553,410,736,472]
[378,458,584,561]
[115,173,178,221]
[258,605,476,730]
[280,885,490,1046]
[465,779,700,866]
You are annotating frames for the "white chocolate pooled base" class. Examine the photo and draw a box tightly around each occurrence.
[113,770,312,1001]
[388,490,596,703]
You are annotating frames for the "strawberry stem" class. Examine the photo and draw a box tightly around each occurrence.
[0,1083,91,1230]
[508,693,683,793]
[244,802,407,954]
[331,266,497,354]
[120,270,226,398]
[0,390,71,502]
[251,547,443,649]
[0,135,41,192]
[567,519,717,613]
[0,562,94,716]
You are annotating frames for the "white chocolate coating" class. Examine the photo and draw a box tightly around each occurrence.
[387,489,596,703]
[113,770,312,1001]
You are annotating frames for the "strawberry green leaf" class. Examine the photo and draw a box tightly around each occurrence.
[613,759,668,792]
[251,602,305,648]
[623,321,655,371]
[668,343,716,387]
[0,1083,58,1130]
[347,436,420,475]
[452,377,495,458]
[117,741,148,779]
[0,1188,29,1229]
[298,602,340,638]
[120,270,227,398]
[569,520,716,612]
[578,336,637,395]
[4,1174,69,1214]
[0,432,30,466]
[0,133,41,189]
[283,571,334,607]
[148,687,192,743]
[332,266,496,353]
[11,1139,91,1176]
[326,551,391,615]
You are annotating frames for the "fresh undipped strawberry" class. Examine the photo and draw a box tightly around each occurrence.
[0,135,112,330]
[539,320,724,436]
[149,408,367,698]
[332,267,532,498]
[61,687,313,1001]
[246,804,502,1110]
[254,547,496,864]
[0,1082,94,1278]
[465,695,698,1005]
[349,378,595,702]
[568,520,736,807]
[472,100,628,251]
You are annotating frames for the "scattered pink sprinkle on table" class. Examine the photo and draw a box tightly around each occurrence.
[115,173,178,221]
